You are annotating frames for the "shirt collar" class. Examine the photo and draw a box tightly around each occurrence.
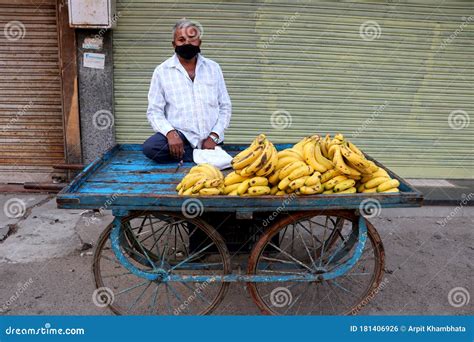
[168,53,206,70]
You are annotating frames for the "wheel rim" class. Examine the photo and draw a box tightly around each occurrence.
[247,210,385,315]
[93,212,230,315]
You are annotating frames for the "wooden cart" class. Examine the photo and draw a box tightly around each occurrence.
[57,143,423,315]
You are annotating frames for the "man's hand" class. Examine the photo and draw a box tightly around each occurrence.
[166,130,184,159]
[202,133,218,150]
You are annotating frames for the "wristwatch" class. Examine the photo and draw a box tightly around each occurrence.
[209,134,219,144]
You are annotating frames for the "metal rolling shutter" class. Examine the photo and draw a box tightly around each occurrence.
[0,0,64,183]
[113,0,473,178]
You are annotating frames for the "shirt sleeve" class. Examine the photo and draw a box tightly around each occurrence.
[211,65,232,142]
[146,68,175,136]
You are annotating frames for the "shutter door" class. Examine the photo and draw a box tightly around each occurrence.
[113,0,473,178]
[0,0,64,183]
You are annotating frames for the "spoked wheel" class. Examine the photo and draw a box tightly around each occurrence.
[247,210,385,315]
[92,212,230,315]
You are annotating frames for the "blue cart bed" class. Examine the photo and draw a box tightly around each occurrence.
[56,143,423,212]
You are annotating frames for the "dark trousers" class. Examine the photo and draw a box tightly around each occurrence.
[142,131,194,163]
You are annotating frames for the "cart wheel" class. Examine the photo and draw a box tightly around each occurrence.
[92,212,230,315]
[247,210,384,315]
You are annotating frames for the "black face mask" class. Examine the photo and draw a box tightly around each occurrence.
[175,44,201,60]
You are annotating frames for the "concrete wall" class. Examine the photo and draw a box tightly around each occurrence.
[76,29,115,164]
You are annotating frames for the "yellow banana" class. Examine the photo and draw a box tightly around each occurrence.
[333,179,356,192]
[181,173,207,190]
[237,179,250,195]
[249,176,269,186]
[275,190,287,196]
[365,176,390,189]
[289,176,309,190]
[279,160,306,180]
[347,141,364,157]
[337,186,357,194]
[199,188,221,195]
[322,175,348,190]
[333,146,361,177]
[276,156,301,170]
[360,169,389,183]
[182,187,194,196]
[322,189,334,194]
[292,137,310,156]
[232,134,265,163]
[327,144,339,160]
[314,142,334,170]
[176,182,183,191]
[299,184,323,195]
[247,186,271,196]
[268,169,281,185]
[320,169,341,183]
[191,178,208,193]
[357,183,366,192]
[305,172,321,186]
[256,145,277,177]
[288,164,313,180]
[362,188,378,193]
[321,134,331,158]
[191,163,221,179]
[277,149,304,161]
[241,139,271,176]
[224,183,240,194]
[340,144,372,171]
[231,145,265,170]
[367,160,379,173]
[278,176,292,191]
[178,187,185,195]
[377,179,400,192]
[304,141,327,173]
[228,189,239,196]
[224,171,248,186]
[381,187,399,193]
[334,133,345,141]
[204,179,223,188]
[270,185,279,195]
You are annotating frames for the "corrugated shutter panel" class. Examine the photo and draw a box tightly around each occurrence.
[0,0,64,183]
[113,0,473,178]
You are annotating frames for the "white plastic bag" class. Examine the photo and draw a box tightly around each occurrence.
[192,146,233,170]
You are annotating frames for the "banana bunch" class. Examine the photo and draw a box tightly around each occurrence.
[176,163,224,196]
[223,172,273,196]
[357,168,400,193]
[231,134,278,178]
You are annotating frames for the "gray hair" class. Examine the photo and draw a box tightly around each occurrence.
[172,18,203,40]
